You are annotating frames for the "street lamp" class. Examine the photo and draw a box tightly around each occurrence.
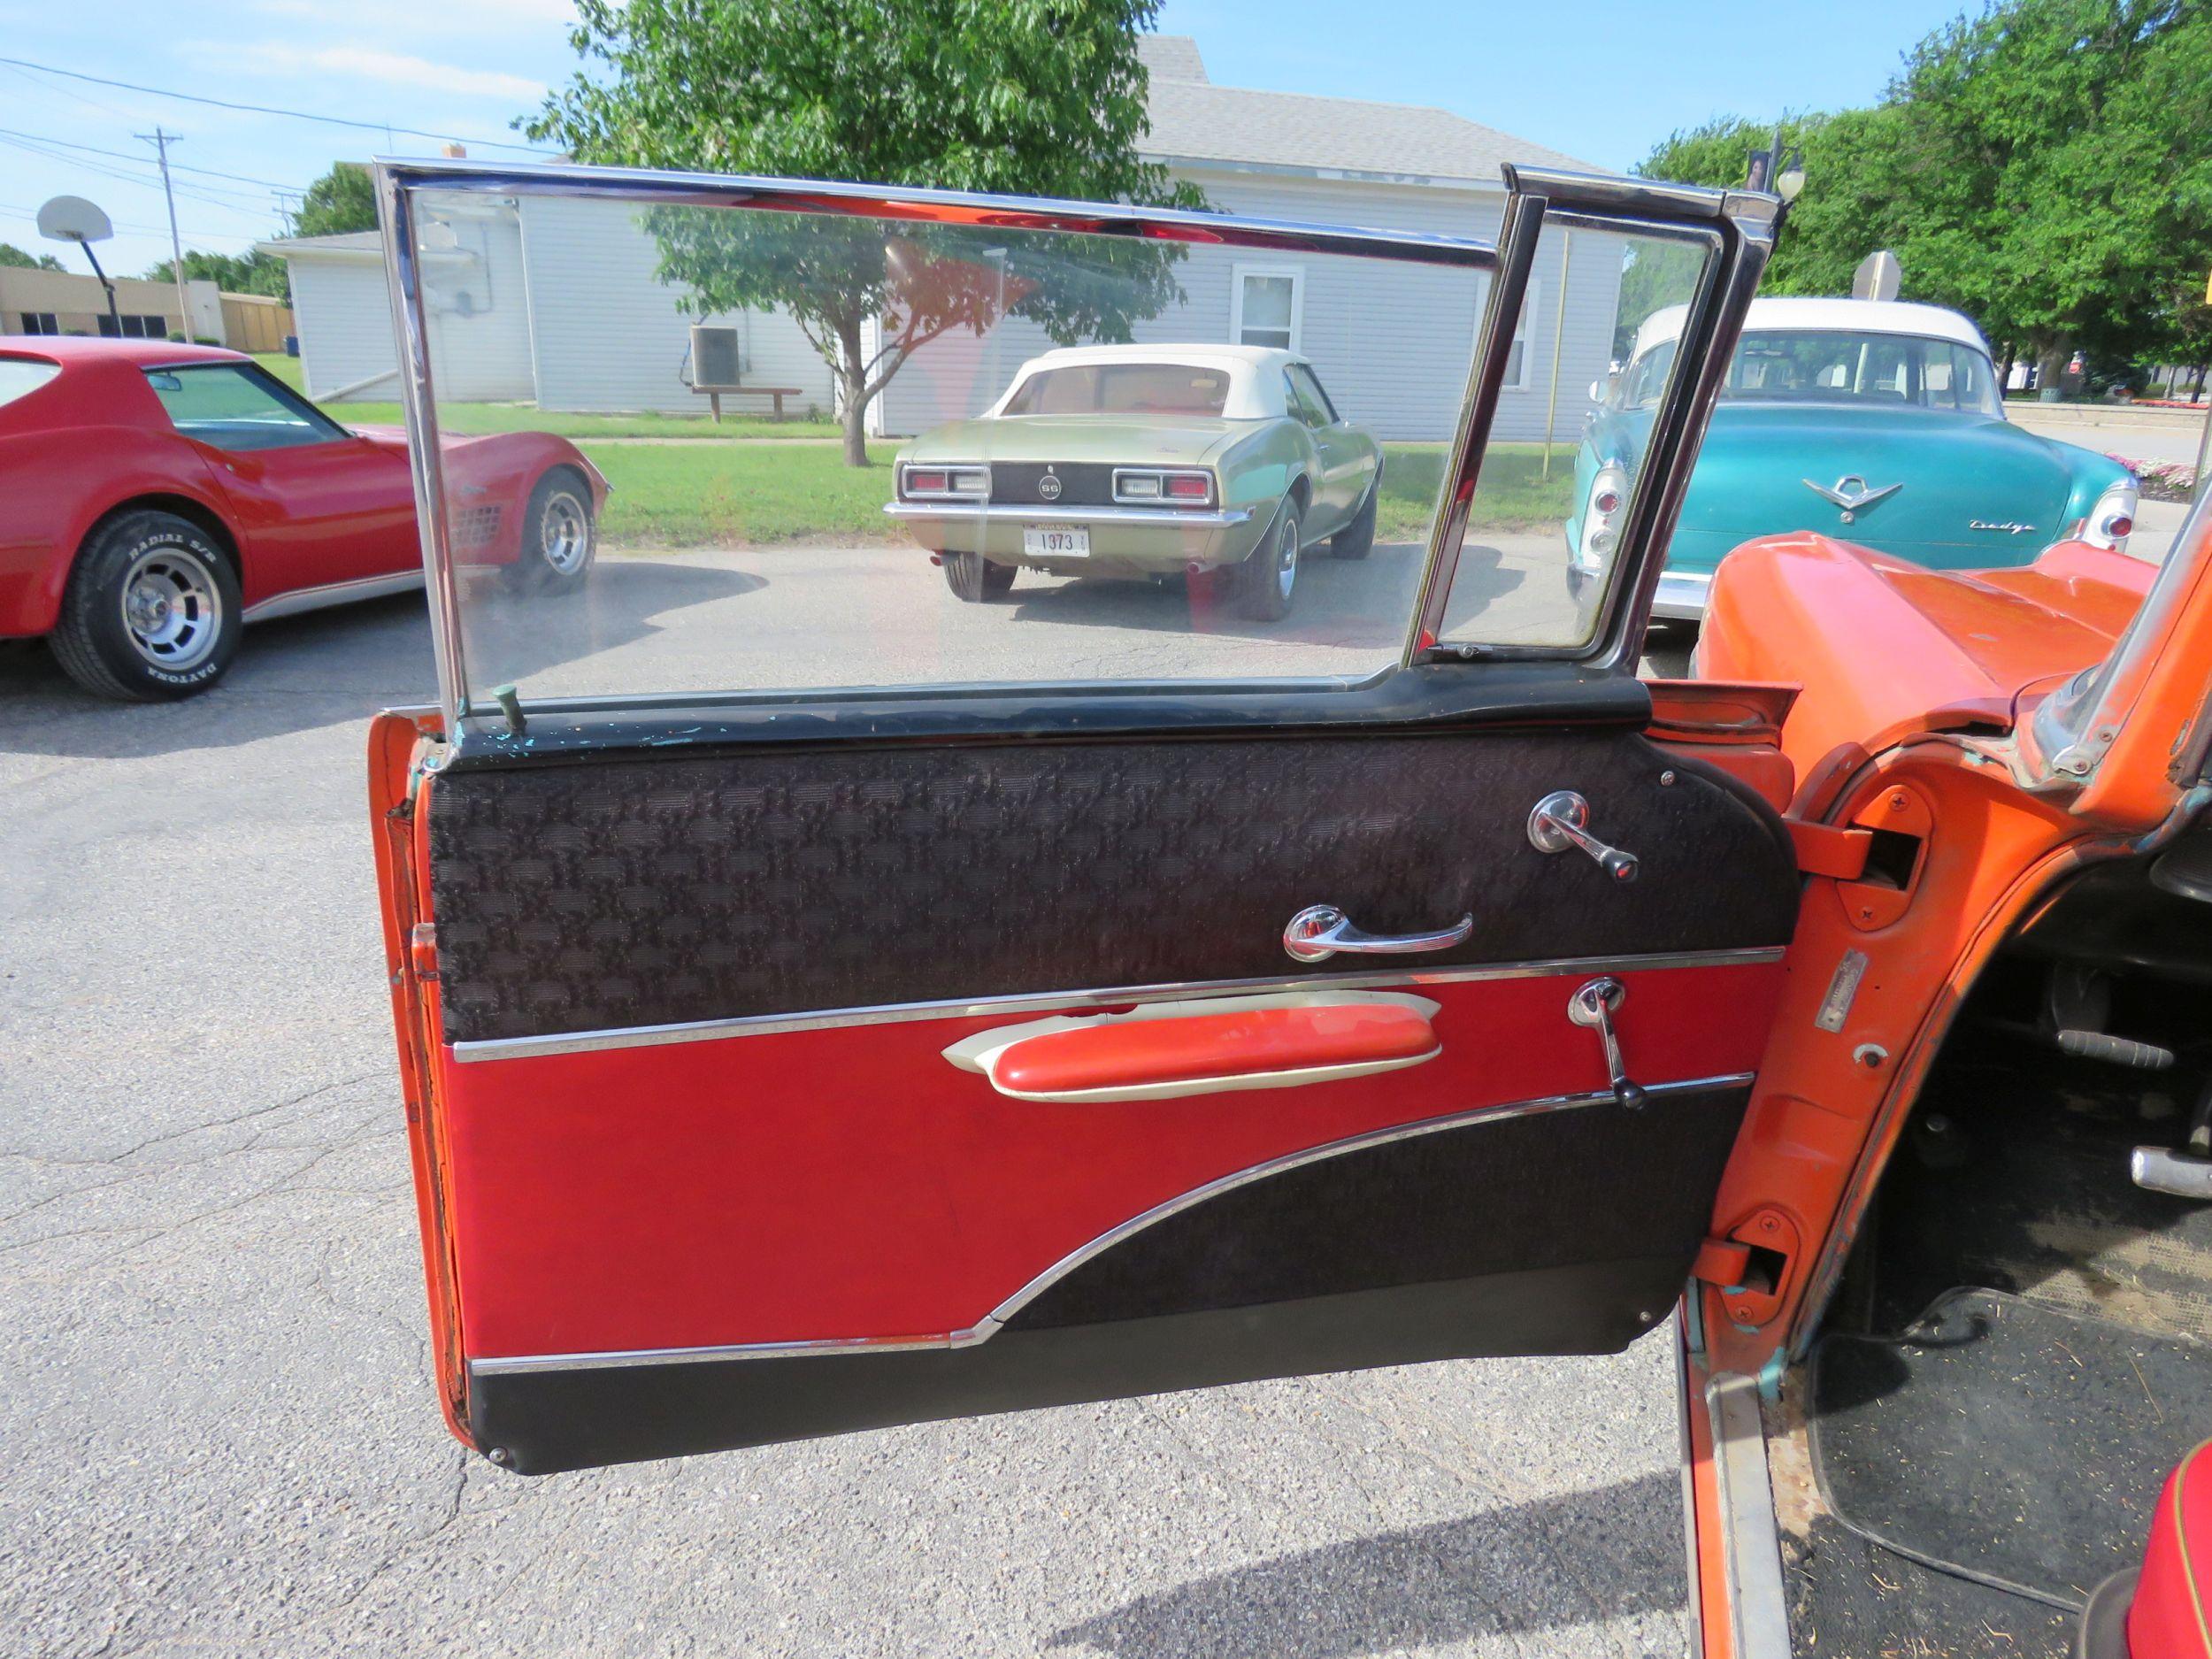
[37,195,121,335]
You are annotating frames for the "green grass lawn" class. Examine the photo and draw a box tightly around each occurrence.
[1377,442,1578,539]
[252,352,841,442]
[579,439,1579,549]
[250,352,1575,541]
[587,442,902,546]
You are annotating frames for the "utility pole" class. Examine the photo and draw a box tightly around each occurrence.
[139,127,191,342]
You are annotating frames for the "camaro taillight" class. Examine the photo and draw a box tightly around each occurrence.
[1115,468,1214,506]
[902,465,989,500]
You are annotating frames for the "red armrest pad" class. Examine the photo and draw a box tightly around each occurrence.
[2131,1439,2212,1659]
[995,1003,1437,1096]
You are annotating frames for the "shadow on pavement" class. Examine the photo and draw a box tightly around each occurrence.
[0,559,764,759]
[1047,1470,1680,1658]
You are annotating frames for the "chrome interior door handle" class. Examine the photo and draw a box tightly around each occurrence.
[1529,790,1640,883]
[1283,904,1474,964]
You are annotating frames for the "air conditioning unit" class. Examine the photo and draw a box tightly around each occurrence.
[690,324,745,388]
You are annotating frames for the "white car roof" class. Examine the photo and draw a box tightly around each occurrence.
[988,342,1299,420]
[1630,296,1993,363]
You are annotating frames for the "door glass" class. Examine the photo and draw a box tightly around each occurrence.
[1287,364,1338,426]
[1433,223,1717,650]
[144,365,342,452]
[407,187,1491,713]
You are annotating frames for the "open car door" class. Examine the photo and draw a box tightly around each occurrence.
[368,159,1793,1474]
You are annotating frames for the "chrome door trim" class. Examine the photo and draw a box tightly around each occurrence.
[373,157,1501,271]
[1706,1371,1793,1658]
[241,569,426,625]
[446,944,1786,1063]
[466,1070,1755,1378]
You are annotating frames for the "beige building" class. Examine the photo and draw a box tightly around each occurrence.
[1,265,225,342]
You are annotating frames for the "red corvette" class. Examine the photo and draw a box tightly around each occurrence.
[0,337,604,700]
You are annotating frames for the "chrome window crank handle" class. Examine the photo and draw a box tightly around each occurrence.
[1528,790,1640,882]
[1282,904,1475,964]
[1569,976,1647,1110]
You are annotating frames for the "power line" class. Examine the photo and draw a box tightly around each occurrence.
[0,126,305,192]
[0,201,259,243]
[0,56,557,157]
[0,133,286,215]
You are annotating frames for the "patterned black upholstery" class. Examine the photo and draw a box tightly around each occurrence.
[426,729,1798,1044]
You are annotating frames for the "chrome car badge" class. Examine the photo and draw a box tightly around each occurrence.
[1970,519,2036,535]
[1802,474,1902,525]
[1038,470,1063,502]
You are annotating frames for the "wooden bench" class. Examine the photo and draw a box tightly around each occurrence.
[695,384,806,421]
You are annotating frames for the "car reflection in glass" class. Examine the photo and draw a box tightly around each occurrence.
[885,346,1384,622]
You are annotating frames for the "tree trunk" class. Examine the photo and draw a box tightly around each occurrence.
[2034,342,2070,403]
[835,317,870,466]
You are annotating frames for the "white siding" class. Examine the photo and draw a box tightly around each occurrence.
[870,169,1623,444]
[418,209,537,402]
[288,260,402,401]
[287,212,536,403]
[516,196,835,417]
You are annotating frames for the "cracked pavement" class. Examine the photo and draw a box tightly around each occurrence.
[1,585,1692,1659]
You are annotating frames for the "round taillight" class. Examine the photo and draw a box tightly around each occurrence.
[1593,488,1623,516]
[2107,515,2133,538]
[1590,528,1616,555]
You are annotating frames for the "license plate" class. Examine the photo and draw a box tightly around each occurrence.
[1022,525,1089,558]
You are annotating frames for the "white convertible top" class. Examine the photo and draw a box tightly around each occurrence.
[988,342,1300,420]
[1629,296,1993,365]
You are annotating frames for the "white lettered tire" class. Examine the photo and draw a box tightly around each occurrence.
[50,510,242,702]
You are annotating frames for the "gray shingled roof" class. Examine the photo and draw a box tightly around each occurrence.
[1136,35,1599,185]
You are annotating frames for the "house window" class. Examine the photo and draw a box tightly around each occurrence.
[1232,265,1302,352]
[97,314,173,340]
[19,312,58,335]
[1504,280,1538,390]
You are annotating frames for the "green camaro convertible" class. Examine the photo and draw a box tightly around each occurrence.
[885,344,1383,620]
[1567,297,2139,621]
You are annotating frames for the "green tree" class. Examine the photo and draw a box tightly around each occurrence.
[293,163,378,239]
[0,242,65,271]
[526,0,1205,464]
[1635,2,2212,387]
[144,249,292,303]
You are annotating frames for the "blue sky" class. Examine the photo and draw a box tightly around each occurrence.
[0,0,1970,278]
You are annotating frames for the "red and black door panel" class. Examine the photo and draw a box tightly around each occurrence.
[408,699,1798,1474]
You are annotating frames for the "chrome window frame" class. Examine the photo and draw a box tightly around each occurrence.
[373,157,1776,736]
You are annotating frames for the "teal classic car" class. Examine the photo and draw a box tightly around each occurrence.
[884,344,1383,620]
[1567,297,2139,619]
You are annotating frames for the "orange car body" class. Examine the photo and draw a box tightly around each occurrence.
[1674,523,2210,1655]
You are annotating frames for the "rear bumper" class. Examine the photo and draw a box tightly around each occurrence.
[884,500,1263,572]
[1652,568,1713,622]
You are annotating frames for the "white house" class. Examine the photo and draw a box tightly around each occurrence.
[263,36,1616,442]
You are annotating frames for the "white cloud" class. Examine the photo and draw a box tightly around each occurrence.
[238,42,547,103]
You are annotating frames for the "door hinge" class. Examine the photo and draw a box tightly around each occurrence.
[1695,1208,1801,1330]
[1786,818,1872,879]
[410,922,440,981]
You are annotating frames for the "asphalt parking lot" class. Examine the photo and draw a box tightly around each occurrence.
[1,545,1692,1659]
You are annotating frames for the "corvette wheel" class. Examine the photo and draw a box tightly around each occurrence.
[505,468,596,595]
[1235,496,1300,622]
[50,510,242,702]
